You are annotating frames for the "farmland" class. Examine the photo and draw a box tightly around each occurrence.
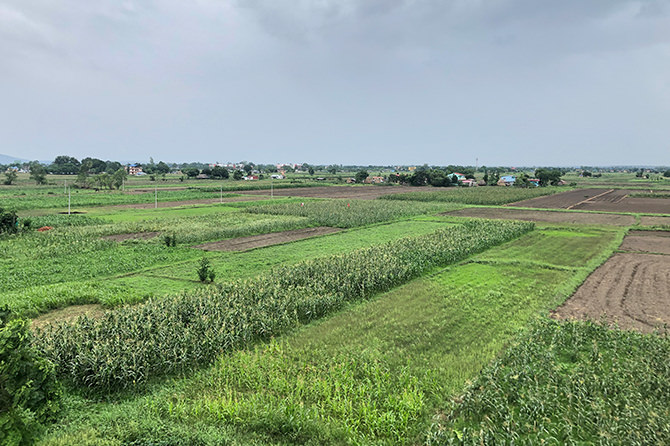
[3,179,670,444]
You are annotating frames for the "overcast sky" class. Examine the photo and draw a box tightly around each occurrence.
[1,1,669,166]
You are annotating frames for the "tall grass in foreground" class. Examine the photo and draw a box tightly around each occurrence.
[380,187,564,205]
[427,319,670,445]
[245,199,454,228]
[35,220,533,392]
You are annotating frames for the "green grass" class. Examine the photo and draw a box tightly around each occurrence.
[36,224,623,445]
[427,319,670,445]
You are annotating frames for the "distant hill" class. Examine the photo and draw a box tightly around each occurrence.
[0,154,28,164]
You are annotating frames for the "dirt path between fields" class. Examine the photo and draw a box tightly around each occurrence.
[195,227,341,252]
[552,231,670,333]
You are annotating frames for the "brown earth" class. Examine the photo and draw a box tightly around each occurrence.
[640,216,670,226]
[552,252,670,333]
[619,230,670,255]
[195,227,342,252]
[235,185,409,200]
[445,207,635,226]
[31,304,105,331]
[102,231,160,241]
[509,188,670,214]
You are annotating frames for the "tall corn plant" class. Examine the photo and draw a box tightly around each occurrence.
[35,220,534,393]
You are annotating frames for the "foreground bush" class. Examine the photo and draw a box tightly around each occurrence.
[427,319,670,445]
[1,307,60,445]
[36,220,533,393]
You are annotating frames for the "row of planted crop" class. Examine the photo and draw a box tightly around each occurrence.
[379,186,563,206]
[244,199,455,228]
[35,219,534,393]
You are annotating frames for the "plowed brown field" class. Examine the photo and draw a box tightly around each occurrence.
[510,188,670,214]
[553,231,670,333]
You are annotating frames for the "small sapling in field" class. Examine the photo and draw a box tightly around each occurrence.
[163,234,177,247]
[196,257,215,282]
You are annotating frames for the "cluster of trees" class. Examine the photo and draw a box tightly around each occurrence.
[387,166,478,187]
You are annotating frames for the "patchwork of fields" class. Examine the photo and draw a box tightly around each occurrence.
[2,181,670,445]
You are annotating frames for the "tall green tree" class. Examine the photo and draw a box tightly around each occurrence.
[28,162,47,185]
[355,169,369,183]
[111,168,128,189]
[3,171,17,185]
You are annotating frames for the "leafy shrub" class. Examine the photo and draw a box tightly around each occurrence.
[0,208,18,235]
[0,307,61,445]
[196,257,214,282]
[162,234,177,247]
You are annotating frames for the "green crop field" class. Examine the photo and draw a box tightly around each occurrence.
[3,180,669,445]
[378,186,567,205]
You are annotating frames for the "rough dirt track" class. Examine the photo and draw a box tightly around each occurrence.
[235,185,409,200]
[445,207,635,226]
[553,231,670,333]
[510,188,670,214]
[194,227,342,252]
[102,231,160,241]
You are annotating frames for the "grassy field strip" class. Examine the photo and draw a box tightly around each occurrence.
[36,225,620,445]
[140,219,455,283]
[3,220,454,318]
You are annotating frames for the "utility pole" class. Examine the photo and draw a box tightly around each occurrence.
[155,186,157,209]
[64,179,67,194]
[220,184,223,203]
[271,178,274,198]
[68,187,71,215]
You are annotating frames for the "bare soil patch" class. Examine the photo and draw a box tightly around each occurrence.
[31,304,105,331]
[195,227,342,252]
[507,188,612,209]
[640,216,670,226]
[102,231,160,242]
[510,188,670,214]
[445,207,635,226]
[619,231,670,255]
[235,185,409,200]
[552,252,670,333]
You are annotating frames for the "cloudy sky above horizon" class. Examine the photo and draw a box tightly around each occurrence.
[1,1,669,166]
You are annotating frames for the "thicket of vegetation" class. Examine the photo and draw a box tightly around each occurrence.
[380,186,562,205]
[427,319,670,445]
[35,220,533,392]
[1,308,61,445]
[245,200,453,228]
